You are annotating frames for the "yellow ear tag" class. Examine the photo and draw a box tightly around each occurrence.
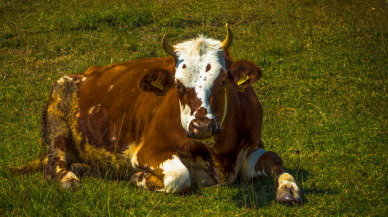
[151,81,163,90]
[237,75,249,86]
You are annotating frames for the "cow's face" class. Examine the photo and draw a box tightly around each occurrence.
[140,24,262,144]
[172,37,228,141]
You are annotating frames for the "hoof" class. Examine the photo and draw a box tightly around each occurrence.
[60,172,80,190]
[276,186,301,204]
[277,173,302,204]
[130,172,144,185]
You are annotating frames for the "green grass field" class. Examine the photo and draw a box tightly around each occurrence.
[1,0,387,216]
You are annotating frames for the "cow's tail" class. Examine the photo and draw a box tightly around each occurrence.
[8,141,48,174]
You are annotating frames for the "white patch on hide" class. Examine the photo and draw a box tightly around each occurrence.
[159,155,191,193]
[240,148,266,180]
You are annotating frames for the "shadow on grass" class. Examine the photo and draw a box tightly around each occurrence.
[2,164,337,211]
[228,168,337,209]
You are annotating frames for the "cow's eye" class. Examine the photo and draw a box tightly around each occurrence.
[175,80,186,94]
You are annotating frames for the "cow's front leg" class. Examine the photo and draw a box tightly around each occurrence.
[131,154,191,194]
[240,148,301,203]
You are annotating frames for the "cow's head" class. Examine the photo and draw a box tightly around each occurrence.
[140,24,262,144]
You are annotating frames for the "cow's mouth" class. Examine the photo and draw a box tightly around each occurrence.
[186,117,220,141]
[186,128,221,139]
[194,136,216,147]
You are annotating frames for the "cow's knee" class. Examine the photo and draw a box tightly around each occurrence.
[251,150,302,203]
[254,151,285,178]
[160,155,191,194]
[240,147,266,181]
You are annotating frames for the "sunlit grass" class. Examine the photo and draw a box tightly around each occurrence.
[1,0,387,215]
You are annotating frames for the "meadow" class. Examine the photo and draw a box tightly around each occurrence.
[0,0,387,216]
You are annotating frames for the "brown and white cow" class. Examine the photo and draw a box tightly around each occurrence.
[14,24,301,203]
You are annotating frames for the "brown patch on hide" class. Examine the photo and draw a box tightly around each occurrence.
[205,64,211,72]
[177,87,203,116]
[195,107,208,118]
[254,151,285,178]
[145,174,165,191]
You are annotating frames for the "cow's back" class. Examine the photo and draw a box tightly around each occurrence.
[42,57,176,175]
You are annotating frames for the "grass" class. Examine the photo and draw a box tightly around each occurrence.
[1,0,387,215]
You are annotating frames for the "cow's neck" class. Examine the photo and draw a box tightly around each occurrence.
[206,89,243,179]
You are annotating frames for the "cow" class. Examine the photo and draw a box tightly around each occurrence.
[11,24,301,203]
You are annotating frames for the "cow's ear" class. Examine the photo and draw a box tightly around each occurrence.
[227,60,262,92]
[139,67,174,96]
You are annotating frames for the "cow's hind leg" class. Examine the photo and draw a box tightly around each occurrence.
[42,76,81,189]
[44,135,80,189]
[240,148,301,204]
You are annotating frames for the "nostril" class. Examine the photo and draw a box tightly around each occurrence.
[186,131,195,138]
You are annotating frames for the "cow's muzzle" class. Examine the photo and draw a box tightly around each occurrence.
[186,118,220,139]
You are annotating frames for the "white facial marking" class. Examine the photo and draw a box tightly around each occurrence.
[159,155,191,193]
[173,36,226,131]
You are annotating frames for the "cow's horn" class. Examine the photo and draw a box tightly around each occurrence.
[220,23,233,51]
[162,34,176,57]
